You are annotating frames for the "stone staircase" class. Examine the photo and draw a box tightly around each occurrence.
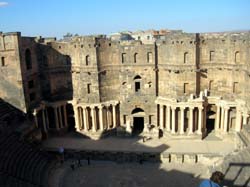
[211,125,250,187]
[214,147,250,187]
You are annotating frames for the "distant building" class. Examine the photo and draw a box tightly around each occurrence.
[109,32,134,41]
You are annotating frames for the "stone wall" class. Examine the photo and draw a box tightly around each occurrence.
[1,30,250,137]
[199,32,250,101]
[157,33,198,98]
[0,32,26,112]
[19,36,42,110]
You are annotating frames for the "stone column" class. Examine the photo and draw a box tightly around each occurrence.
[91,106,97,132]
[54,107,59,130]
[203,105,207,131]
[180,107,185,134]
[215,105,220,131]
[58,106,63,129]
[144,115,149,132]
[87,107,91,130]
[243,114,248,125]
[112,104,116,128]
[99,105,104,131]
[220,107,225,130]
[73,106,80,131]
[188,107,194,134]
[197,107,203,134]
[171,106,176,134]
[42,110,47,132]
[235,108,242,132]
[78,106,83,130]
[160,104,164,130]
[107,107,111,129]
[45,109,49,129]
[33,111,38,128]
[166,106,171,132]
[83,107,88,131]
[63,105,68,127]
[223,107,229,132]
[103,107,107,129]
[126,116,131,132]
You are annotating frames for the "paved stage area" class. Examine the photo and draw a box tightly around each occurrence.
[56,161,208,187]
[42,132,236,155]
[45,133,238,187]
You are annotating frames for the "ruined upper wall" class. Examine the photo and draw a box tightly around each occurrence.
[199,32,250,65]
[157,33,197,66]
[2,30,250,112]
[0,32,27,112]
[198,32,250,102]
[44,36,101,103]
[19,36,43,109]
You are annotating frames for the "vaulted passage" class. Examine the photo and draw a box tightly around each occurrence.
[132,117,144,135]
[206,105,216,134]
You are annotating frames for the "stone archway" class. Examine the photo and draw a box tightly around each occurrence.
[206,104,216,134]
[131,108,145,135]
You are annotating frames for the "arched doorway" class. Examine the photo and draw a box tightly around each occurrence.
[206,104,216,134]
[66,104,75,132]
[131,108,145,136]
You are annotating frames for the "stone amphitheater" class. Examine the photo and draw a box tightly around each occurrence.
[0,30,250,186]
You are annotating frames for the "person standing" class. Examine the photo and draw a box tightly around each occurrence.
[199,171,224,187]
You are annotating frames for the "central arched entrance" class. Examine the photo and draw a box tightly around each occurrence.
[131,108,145,136]
[206,104,216,134]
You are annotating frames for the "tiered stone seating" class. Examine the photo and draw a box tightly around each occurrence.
[0,99,16,119]
[0,131,54,186]
[0,98,55,186]
[0,172,37,187]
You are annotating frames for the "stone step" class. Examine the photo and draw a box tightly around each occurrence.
[216,146,250,187]
[238,132,250,147]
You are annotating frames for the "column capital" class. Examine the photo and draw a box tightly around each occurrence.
[180,106,186,110]
[215,103,221,107]
[243,113,249,117]
[33,110,38,116]
[90,105,96,109]
[98,104,104,109]
[78,104,86,109]
[198,106,203,110]
[189,106,195,110]
[111,101,118,106]
[103,104,110,109]
[171,106,177,110]
[160,104,164,108]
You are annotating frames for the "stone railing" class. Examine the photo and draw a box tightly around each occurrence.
[47,148,224,165]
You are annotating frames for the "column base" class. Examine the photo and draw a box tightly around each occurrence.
[196,130,202,135]
[143,127,149,133]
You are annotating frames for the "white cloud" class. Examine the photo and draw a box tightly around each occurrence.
[0,2,8,7]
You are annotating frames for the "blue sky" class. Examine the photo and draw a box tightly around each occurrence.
[0,0,249,38]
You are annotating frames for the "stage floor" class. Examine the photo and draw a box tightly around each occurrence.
[42,132,235,155]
